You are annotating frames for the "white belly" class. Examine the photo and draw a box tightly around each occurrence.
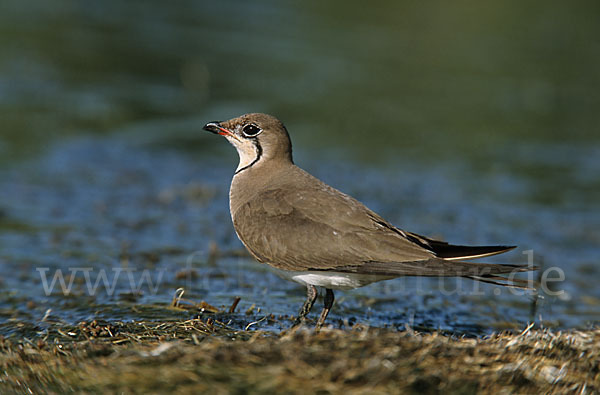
[271,268,395,290]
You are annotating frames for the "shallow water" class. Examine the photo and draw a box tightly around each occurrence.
[0,1,599,335]
[1,134,598,334]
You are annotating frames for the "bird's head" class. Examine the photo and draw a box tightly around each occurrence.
[203,113,293,173]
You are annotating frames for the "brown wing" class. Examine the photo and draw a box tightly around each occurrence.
[231,168,531,282]
[232,183,436,271]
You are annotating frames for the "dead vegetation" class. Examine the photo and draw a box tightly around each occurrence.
[0,317,597,394]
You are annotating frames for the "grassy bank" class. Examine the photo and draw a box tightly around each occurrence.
[0,318,597,394]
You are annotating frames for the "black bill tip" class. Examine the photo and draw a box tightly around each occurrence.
[203,121,222,134]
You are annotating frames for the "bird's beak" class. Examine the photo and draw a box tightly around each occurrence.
[203,121,235,138]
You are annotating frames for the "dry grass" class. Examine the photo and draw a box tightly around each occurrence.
[0,318,597,394]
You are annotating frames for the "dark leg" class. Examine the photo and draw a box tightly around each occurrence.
[315,288,335,330]
[293,284,318,326]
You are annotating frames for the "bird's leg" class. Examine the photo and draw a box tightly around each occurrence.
[315,288,335,330]
[293,284,318,326]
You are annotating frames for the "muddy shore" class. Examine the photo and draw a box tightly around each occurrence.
[1,316,597,394]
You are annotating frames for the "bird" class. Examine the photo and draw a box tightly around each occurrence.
[203,113,535,329]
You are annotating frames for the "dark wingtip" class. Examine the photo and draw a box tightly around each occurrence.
[203,121,222,134]
[435,244,518,260]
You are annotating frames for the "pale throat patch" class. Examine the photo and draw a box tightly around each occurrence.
[227,137,260,172]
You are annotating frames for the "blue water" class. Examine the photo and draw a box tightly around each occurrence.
[1,133,598,334]
[0,0,599,334]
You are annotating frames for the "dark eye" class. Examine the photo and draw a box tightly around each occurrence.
[242,124,262,137]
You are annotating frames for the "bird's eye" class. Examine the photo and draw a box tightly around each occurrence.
[242,124,262,137]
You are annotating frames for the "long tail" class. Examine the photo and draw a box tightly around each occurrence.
[464,273,534,289]
[343,258,537,289]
